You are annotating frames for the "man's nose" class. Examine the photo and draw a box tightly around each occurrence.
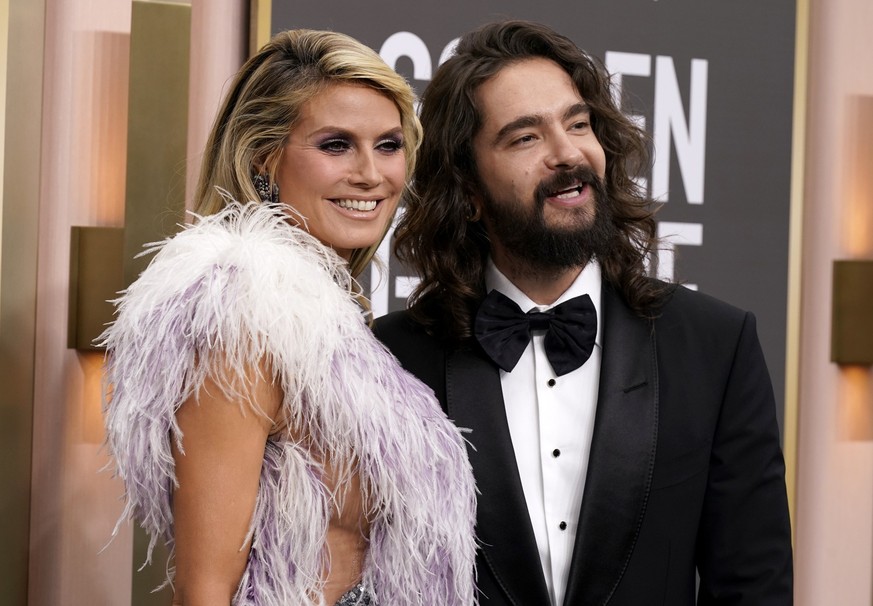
[544,132,584,170]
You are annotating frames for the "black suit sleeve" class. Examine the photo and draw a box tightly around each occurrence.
[696,312,793,605]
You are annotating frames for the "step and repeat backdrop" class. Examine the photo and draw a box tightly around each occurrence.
[269,0,798,429]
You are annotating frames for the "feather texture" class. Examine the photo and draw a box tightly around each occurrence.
[101,202,477,605]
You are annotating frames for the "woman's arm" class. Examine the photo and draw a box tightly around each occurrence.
[170,363,281,606]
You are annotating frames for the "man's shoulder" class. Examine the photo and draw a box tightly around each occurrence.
[373,309,445,360]
[373,309,448,400]
[373,309,429,342]
[636,283,762,361]
[655,282,751,328]
[605,279,750,328]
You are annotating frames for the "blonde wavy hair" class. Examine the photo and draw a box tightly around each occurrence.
[194,29,421,278]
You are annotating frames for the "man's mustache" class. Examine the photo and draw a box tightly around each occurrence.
[534,166,603,206]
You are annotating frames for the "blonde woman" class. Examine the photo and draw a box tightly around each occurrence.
[102,30,476,606]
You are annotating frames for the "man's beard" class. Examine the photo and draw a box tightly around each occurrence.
[479,165,616,276]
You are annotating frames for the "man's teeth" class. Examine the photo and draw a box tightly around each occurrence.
[333,199,378,211]
[554,186,582,199]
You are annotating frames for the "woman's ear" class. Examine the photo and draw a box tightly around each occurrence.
[252,157,268,176]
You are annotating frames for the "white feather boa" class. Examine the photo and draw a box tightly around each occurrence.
[101,202,477,605]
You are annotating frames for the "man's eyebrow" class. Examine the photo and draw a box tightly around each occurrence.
[493,114,545,145]
[563,102,591,122]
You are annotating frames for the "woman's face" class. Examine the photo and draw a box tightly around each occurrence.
[275,83,407,260]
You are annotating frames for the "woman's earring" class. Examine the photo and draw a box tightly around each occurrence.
[252,173,279,204]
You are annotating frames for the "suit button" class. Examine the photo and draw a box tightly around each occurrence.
[559,521,567,530]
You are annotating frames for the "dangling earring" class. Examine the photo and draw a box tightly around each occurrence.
[252,173,279,204]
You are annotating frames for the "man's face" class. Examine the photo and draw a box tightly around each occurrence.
[471,57,611,273]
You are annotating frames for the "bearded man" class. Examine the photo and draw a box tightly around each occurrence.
[374,20,793,606]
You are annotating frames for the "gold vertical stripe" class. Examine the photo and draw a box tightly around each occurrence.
[126,2,191,603]
[124,1,191,288]
[0,0,8,289]
[249,0,272,55]
[783,0,810,535]
[0,0,44,602]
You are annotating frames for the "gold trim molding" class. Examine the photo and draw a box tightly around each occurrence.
[782,0,810,532]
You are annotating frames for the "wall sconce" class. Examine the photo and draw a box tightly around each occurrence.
[831,259,873,365]
[67,226,124,350]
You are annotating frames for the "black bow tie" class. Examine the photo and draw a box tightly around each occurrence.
[474,290,597,377]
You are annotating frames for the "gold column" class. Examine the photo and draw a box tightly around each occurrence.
[250,0,271,54]
[126,2,190,604]
[0,0,45,601]
[782,0,810,535]
[124,1,191,288]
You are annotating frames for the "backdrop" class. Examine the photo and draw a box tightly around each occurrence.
[269,0,797,431]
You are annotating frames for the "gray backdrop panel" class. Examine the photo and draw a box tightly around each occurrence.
[271,0,796,432]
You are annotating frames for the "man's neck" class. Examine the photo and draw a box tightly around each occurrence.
[491,254,586,306]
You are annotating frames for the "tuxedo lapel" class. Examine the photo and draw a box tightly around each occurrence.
[446,347,551,605]
[562,286,659,606]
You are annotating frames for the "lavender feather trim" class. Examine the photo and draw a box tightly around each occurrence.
[101,202,477,605]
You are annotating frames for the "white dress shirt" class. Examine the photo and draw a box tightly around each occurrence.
[484,260,603,606]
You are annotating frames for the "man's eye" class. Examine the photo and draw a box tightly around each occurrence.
[512,134,536,146]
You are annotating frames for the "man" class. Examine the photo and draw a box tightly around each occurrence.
[374,20,793,606]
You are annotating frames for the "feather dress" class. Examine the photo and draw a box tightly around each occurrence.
[101,202,477,606]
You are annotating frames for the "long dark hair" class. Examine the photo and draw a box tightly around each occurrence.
[393,20,668,342]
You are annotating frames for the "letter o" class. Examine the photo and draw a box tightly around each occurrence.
[379,31,432,80]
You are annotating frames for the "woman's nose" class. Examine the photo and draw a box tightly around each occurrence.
[349,150,383,187]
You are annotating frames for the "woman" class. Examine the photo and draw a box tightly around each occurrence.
[102,30,476,606]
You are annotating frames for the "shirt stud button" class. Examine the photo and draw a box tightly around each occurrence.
[547,378,556,387]
[559,521,567,530]
[552,449,561,458]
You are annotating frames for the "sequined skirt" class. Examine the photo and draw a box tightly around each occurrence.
[335,583,373,606]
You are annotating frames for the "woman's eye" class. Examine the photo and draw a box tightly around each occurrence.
[571,120,590,131]
[377,138,403,153]
[320,139,351,153]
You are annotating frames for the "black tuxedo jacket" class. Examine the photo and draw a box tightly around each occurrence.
[374,284,793,606]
